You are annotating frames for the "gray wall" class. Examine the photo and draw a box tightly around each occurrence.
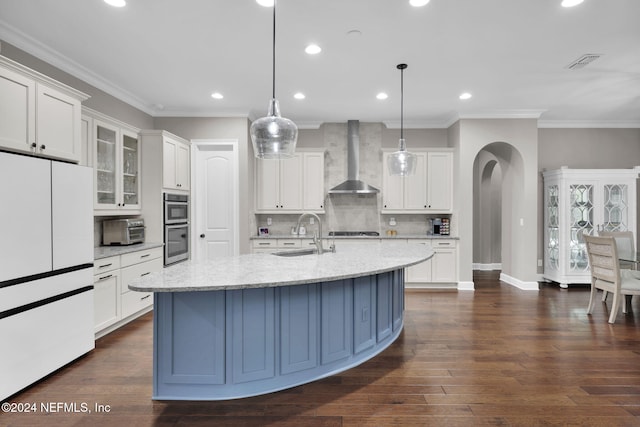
[152,117,253,255]
[0,41,154,130]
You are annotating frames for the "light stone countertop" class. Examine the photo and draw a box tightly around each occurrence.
[129,241,433,293]
[94,242,164,260]
[250,235,458,240]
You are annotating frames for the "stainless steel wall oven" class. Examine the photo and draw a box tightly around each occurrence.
[163,193,189,265]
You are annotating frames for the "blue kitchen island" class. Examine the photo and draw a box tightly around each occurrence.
[129,241,433,401]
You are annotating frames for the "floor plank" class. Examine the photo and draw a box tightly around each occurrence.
[3,271,640,426]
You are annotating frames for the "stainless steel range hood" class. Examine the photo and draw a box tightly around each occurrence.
[328,120,379,195]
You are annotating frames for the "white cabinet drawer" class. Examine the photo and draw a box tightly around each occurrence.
[432,239,456,248]
[120,247,163,268]
[277,239,302,248]
[121,257,163,294]
[94,255,121,274]
[252,240,277,249]
[121,289,153,318]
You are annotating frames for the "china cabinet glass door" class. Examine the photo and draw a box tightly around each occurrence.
[121,131,139,206]
[569,184,593,273]
[96,123,117,206]
[546,185,559,272]
[602,184,628,231]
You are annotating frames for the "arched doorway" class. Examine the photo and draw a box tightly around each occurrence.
[473,141,531,286]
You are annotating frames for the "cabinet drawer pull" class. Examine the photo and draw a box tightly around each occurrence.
[283,242,295,246]
[97,274,113,281]
[258,242,271,246]
[437,242,451,246]
[140,254,150,258]
[98,263,113,269]
[141,272,151,277]
[141,295,151,301]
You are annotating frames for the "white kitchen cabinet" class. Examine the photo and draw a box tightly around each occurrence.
[405,239,458,288]
[93,257,121,333]
[91,113,141,214]
[382,150,453,214]
[163,136,191,190]
[0,56,87,163]
[255,150,325,213]
[256,154,303,212]
[543,167,639,287]
[93,246,163,338]
[303,152,326,212]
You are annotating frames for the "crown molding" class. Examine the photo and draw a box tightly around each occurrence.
[0,19,155,116]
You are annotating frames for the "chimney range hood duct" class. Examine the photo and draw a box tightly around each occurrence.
[328,120,380,195]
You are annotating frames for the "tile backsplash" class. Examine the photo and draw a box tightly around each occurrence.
[253,122,452,238]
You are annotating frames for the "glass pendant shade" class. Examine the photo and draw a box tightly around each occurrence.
[250,0,298,159]
[388,138,417,176]
[251,98,298,159]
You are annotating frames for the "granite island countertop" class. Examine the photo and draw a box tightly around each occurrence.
[250,234,458,240]
[129,241,433,293]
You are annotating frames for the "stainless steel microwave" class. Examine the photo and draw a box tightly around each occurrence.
[102,218,145,245]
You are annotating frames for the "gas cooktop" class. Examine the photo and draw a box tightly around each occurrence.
[328,231,380,237]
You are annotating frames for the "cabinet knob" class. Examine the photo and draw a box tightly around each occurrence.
[40,144,46,150]
[31,142,37,148]
[200,234,205,238]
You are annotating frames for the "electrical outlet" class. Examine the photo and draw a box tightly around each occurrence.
[267,217,272,226]
[538,259,543,267]
[309,217,315,225]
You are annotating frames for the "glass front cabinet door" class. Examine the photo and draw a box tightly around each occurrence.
[543,168,639,288]
[93,119,141,213]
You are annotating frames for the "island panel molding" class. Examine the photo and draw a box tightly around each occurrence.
[153,270,404,400]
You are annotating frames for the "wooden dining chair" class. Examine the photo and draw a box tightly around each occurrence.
[597,230,637,301]
[584,234,640,324]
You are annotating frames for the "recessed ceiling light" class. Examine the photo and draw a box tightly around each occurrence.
[256,0,274,7]
[211,92,224,100]
[561,0,584,7]
[376,92,388,100]
[305,44,322,55]
[104,0,126,7]
[459,92,472,100]
[409,0,430,7]
[294,92,306,100]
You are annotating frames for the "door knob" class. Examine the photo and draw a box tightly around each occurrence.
[200,234,205,238]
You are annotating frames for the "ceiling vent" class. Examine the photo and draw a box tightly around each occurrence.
[566,53,603,70]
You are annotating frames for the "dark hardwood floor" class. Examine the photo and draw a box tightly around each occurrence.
[4,271,640,426]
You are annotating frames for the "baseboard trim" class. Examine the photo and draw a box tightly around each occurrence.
[499,273,539,291]
[457,281,475,291]
[472,263,502,271]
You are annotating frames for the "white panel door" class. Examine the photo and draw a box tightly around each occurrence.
[195,143,238,261]
[278,154,303,210]
[163,138,177,189]
[0,153,52,281]
[382,152,404,210]
[0,66,35,154]
[51,161,94,269]
[404,152,428,210]
[303,152,325,211]
[36,84,81,162]
[427,152,453,211]
[176,142,191,190]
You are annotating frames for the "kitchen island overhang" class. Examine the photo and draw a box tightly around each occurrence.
[130,242,433,401]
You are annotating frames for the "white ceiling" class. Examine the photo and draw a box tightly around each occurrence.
[0,0,639,128]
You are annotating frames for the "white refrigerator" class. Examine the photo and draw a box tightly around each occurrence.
[0,152,95,400]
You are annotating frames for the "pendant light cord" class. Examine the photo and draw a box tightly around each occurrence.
[397,63,407,140]
[272,0,276,100]
[400,66,404,140]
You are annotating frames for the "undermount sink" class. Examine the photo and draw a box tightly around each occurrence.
[272,248,318,257]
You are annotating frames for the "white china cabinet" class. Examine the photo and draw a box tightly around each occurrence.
[543,167,640,288]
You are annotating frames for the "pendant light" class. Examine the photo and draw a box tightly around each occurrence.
[387,63,417,176]
[250,0,298,159]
